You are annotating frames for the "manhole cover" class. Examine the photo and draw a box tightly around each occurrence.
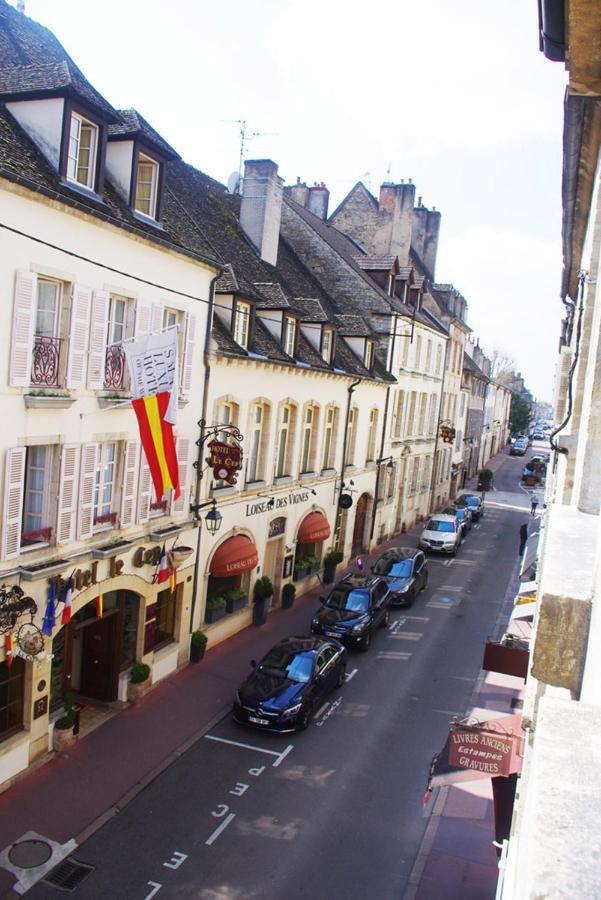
[8,839,52,869]
[44,859,94,892]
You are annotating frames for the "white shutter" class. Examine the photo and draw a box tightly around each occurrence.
[0,447,26,559]
[134,297,153,337]
[78,442,98,539]
[171,437,191,515]
[181,312,197,395]
[151,304,163,334]
[137,453,152,523]
[67,284,92,389]
[86,289,109,390]
[119,441,139,529]
[56,445,80,544]
[9,270,37,387]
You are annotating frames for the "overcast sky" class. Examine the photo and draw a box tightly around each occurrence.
[21,0,568,401]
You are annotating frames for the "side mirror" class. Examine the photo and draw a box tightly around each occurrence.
[250,659,257,669]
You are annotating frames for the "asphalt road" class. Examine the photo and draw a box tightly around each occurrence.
[28,449,536,900]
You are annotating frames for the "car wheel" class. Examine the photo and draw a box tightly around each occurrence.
[297,703,314,731]
[361,630,372,652]
[336,664,346,688]
[380,608,390,628]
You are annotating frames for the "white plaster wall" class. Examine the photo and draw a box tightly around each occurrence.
[6,98,64,171]
[105,140,134,202]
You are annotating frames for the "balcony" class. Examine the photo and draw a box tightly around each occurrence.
[31,335,62,387]
[104,343,128,391]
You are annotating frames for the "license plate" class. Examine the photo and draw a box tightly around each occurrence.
[325,630,339,637]
[248,715,269,725]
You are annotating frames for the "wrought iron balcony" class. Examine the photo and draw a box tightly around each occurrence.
[104,342,128,390]
[31,334,62,387]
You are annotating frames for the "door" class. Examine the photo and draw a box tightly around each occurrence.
[80,614,119,702]
[351,493,369,557]
[263,539,278,598]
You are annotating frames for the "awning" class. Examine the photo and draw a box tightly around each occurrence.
[516,580,538,603]
[510,600,537,622]
[210,535,259,578]
[297,511,331,544]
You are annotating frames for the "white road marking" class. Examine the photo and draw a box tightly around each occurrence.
[403,615,430,622]
[376,651,412,660]
[452,559,475,566]
[437,585,463,592]
[390,631,423,641]
[163,852,187,870]
[316,696,342,727]
[389,618,404,634]
[316,701,330,718]
[205,813,236,846]
[144,883,162,900]
[344,667,358,682]
[443,558,453,567]
[463,549,488,554]
[205,734,293,767]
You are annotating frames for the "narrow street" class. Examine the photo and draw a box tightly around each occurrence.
[26,448,534,900]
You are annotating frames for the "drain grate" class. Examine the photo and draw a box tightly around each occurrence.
[44,859,95,892]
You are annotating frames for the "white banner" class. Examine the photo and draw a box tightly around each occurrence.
[124,329,178,424]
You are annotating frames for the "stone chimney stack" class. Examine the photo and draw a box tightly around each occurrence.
[423,207,441,279]
[376,181,416,265]
[307,182,330,219]
[240,159,283,266]
[289,177,310,208]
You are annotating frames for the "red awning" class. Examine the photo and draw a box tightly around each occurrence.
[297,511,331,544]
[210,536,258,578]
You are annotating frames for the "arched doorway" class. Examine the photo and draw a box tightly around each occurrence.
[351,493,370,558]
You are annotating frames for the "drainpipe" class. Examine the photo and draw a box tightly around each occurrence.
[335,377,362,547]
[427,336,451,514]
[370,314,400,543]
[189,270,221,636]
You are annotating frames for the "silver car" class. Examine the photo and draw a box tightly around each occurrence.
[419,514,462,556]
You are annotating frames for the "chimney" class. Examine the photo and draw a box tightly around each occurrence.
[307,182,330,219]
[376,182,416,265]
[423,208,441,279]
[240,159,284,266]
[411,205,428,263]
[289,177,310,208]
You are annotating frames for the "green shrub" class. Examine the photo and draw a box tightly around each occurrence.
[191,630,208,651]
[130,663,151,684]
[55,691,76,730]
[253,576,274,601]
[224,587,246,603]
[282,583,296,602]
[207,595,226,610]
[324,549,343,565]
[479,468,493,482]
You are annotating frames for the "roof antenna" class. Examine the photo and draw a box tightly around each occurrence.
[222,119,279,183]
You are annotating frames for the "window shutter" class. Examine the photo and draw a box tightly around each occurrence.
[86,289,109,390]
[137,453,152,523]
[120,441,139,529]
[171,437,191,515]
[0,447,26,559]
[134,297,153,337]
[181,313,197,395]
[78,442,98,539]
[66,284,92,389]
[9,270,37,387]
[56,445,80,544]
[151,304,163,334]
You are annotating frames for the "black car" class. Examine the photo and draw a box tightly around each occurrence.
[233,636,347,732]
[311,574,390,650]
[371,547,429,606]
[443,505,472,534]
[510,440,527,456]
[455,493,484,521]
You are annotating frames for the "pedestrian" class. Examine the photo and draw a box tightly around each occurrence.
[519,523,528,556]
[531,496,539,516]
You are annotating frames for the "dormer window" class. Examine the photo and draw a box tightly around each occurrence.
[283,316,297,357]
[233,300,251,349]
[67,112,98,189]
[135,153,159,218]
[322,327,333,363]
[364,341,374,369]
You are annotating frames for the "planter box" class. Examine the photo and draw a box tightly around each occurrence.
[252,596,271,626]
[127,679,150,704]
[190,642,205,663]
[205,606,226,625]
[323,563,337,584]
[170,546,194,568]
[53,726,76,752]
[93,540,132,559]
[225,594,247,614]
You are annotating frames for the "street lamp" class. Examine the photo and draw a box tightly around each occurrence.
[189,499,223,535]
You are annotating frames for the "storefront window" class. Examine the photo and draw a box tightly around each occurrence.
[144,588,177,652]
[293,542,322,580]
[0,657,25,740]
[120,593,138,670]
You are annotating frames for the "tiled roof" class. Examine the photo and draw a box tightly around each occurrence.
[411,275,426,290]
[396,266,414,281]
[333,314,371,336]
[215,263,239,293]
[354,256,396,271]
[463,353,487,378]
[291,298,328,322]
[252,282,290,309]
[108,109,180,160]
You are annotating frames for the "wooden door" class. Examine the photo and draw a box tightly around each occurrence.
[80,614,119,702]
[352,493,369,557]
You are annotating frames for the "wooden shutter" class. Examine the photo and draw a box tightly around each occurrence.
[137,453,152,523]
[86,289,109,390]
[66,284,92,389]
[9,270,37,387]
[0,447,26,559]
[171,437,191,515]
[78,442,98,539]
[181,312,197,395]
[120,441,139,529]
[134,297,153,337]
[151,304,163,334]
[56,445,80,544]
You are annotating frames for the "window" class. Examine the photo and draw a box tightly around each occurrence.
[435,345,442,375]
[135,153,159,218]
[386,462,396,501]
[407,392,417,436]
[367,409,378,462]
[276,405,292,477]
[428,395,437,435]
[0,658,25,741]
[31,279,64,388]
[301,406,316,473]
[22,446,55,547]
[425,340,432,373]
[212,401,239,490]
[93,442,119,529]
[345,407,357,466]
[144,587,177,653]
[417,393,428,434]
[402,334,410,368]
[284,316,297,357]
[104,295,132,391]
[233,300,251,349]
[409,458,419,496]
[66,112,98,189]
[322,406,337,469]
[322,328,333,363]
[247,403,265,483]
[364,341,374,369]
[393,391,405,438]
[414,336,422,370]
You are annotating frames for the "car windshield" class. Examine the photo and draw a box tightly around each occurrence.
[326,588,370,612]
[258,648,314,683]
[426,520,455,533]
[388,559,413,578]
[465,497,479,507]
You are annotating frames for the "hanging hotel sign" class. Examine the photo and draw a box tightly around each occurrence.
[205,440,243,485]
[0,584,37,635]
[440,425,456,444]
[448,723,517,777]
[14,622,47,660]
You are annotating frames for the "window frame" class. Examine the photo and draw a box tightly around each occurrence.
[283,315,297,358]
[366,408,378,462]
[321,327,334,363]
[21,445,55,549]
[300,405,315,474]
[247,403,264,483]
[65,110,99,191]
[0,657,25,742]
[233,300,251,349]
[276,404,292,478]
[134,151,160,219]
[364,340,374,369]
[322,406,337,470]
[93,441,120,531]
[345,407,358,467]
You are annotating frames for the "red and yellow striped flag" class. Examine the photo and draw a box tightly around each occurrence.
[132,391,180,503]
[96,593,103,619]
[5,633,13,668]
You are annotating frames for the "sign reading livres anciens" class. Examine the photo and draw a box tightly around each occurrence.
[205,440,243,485]
[448,725,516,776]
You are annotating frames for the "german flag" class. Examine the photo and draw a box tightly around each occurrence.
[132,391,180,502]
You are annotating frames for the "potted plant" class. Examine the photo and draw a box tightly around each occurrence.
[478,468,494,491]
[293,560,309,581]
[224,587,247,614]
[127,662,151,703]
[303,553,320,573]
[323,548,343,584]
[53,692,77,752]
[205,595,227,624]
[190,630,208,663]
[281,583,296,609]
[253,576,273,626]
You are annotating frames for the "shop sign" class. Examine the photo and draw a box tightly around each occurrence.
[440,425,456,444]
[268,517,286,538]
[33,696,48,719]
[132,545,163,568]
[51,561,101,595]
[448,725,515,776]
[246,490,309,518]
[0,584,37,634]
[205,440,243,485]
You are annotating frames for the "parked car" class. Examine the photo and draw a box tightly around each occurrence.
[455,493,484,521]
[371,548,429,606]
[510,439,527,456]
[311,574,390,651]
[233,636,347,732]
[444,504,472,534]
[419,514,462,556]
[531,430,545,440]
[529,454,549,473]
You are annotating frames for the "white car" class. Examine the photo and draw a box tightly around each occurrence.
[419,514,462,556]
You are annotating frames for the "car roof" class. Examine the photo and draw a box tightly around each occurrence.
[336,573,379,590]
[427,514,456,523]
[273,636,330,653]
[376,547,419,562]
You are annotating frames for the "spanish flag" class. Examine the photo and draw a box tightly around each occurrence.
[132,391,180,503]
[5,633,13,668]
[96,593,103,619]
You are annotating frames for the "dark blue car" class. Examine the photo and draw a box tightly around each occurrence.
[372,548,429,606]
[311,574,390,651]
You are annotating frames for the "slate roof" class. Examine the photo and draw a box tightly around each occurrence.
[215,263,239,293]
[108,109,180,160]
[290,298,328,322]
[333,314,372,336]
[463,352,487,379]
[251,282,289,309]
[354,256,396,271]
[396,266,415,281]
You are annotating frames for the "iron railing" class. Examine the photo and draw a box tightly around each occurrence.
[104,343,127,390]
[31,335,62,386]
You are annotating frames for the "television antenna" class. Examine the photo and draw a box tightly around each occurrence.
[222,119,279,182]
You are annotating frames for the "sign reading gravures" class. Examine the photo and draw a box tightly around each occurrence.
[448,725,516,776]
[205,440,243,486]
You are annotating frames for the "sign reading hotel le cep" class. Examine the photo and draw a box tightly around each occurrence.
[448,725,516,777]
[205,440,243,485]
